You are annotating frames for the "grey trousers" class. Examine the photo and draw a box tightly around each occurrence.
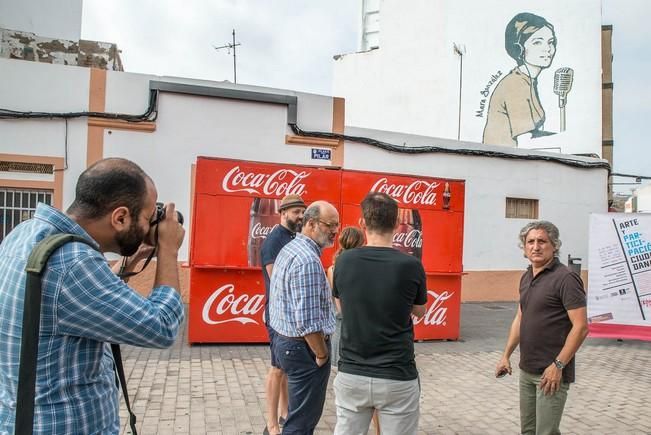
[519,370,570,435]
[333,371,420,435]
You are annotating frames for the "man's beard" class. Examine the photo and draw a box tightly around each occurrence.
[315,229,334,249]
[286,219,302,233]
[115,221,146,256]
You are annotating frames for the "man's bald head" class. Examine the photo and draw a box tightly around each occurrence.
[67,158,153,220]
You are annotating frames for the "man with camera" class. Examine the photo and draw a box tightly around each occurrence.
[0,158,185,434]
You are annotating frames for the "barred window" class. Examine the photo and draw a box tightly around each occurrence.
[505,197,539,219]
[0,188,53,242]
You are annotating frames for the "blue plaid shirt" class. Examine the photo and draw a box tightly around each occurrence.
[0,204,184,434]
[268,233,336,337]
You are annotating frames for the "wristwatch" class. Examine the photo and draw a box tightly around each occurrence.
[553,359,565,370]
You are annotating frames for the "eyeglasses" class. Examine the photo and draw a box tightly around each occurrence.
[318,220,340,231]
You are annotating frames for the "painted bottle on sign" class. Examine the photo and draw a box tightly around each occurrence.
[443,182,451,210]
[247,197,280,267]
[392,208,423,259]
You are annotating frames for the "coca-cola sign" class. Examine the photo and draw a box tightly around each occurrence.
[251,222,278,239]
[202,284,264,325]
[393,229,423,249]
[413,290,454,326]
[222,166,309,196]
[371,178,440,206]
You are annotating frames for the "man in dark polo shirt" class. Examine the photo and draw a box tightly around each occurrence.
[333,192,427,435]
[261,194,306,435]
[496,220,588,435]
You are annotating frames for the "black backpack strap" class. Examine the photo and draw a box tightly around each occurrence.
[111,344,138,434]
[16,234,138,435]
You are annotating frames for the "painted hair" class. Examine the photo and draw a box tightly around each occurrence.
[505,12,556,65]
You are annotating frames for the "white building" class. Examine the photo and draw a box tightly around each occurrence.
[627,184,651,213]
[0,0,608,301]
[334,0,603,156]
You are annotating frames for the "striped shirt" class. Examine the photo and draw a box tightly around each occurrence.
[269,233,336,337]
[0,204,184,435]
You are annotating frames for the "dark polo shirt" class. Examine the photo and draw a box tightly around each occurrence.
[519,257,586,383]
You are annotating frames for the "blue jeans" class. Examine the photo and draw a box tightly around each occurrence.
[273,335,331,435]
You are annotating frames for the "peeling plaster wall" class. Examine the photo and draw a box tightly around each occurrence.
[0,28,123,70]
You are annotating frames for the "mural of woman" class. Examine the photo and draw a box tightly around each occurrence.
[483,12,557,146]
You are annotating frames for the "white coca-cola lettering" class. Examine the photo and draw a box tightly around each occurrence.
[370,178,440,205]
[222,166,309,196]
[251,222,278,239]
[392,229,423,248]
[413,290,454,326]
[202,284,264,325]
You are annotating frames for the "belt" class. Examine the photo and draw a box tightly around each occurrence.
[277,333,331,341]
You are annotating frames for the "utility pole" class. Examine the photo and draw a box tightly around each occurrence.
[214,29,241,83]
[453,43,466,141]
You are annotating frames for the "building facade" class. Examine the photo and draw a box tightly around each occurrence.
[334,0,604,156]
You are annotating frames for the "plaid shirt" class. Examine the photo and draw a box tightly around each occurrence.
[269,233,336,337]
[0,204,184,435]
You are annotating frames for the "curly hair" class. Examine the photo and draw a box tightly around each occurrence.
[518,220,562,255]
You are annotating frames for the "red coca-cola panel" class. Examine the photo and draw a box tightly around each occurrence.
[189,158,465,343]
[188,265,461,343]
[191,157,342,268]
[340,170,464,273]
[341,170,464,212]
[189,268,268,343]
[414,275,461,340]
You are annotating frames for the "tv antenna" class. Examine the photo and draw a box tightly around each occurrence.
[214,29,241,83]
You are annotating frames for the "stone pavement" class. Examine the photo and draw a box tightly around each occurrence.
[119,303,651,434]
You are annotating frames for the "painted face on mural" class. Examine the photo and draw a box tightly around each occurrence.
[523,26,556,69]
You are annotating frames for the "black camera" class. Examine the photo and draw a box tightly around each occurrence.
[152,202,184,226]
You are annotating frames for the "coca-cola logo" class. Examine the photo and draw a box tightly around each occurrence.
[371,178,440,206]
[413,290,454,326]
[392,229,423,248]
[202,284,264,325]
[251,222,278,239]
[222,166,309,196]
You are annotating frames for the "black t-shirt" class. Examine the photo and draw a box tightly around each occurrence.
[260,225,295,322]
[519,258,586,383]
[333,246,427,381]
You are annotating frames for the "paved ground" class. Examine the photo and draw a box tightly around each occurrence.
[120,303,651,434]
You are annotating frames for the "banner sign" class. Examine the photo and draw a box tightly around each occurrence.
[588,213,651,341]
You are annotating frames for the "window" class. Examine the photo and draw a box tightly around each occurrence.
[506,197,539,219]
[0,188,53,243]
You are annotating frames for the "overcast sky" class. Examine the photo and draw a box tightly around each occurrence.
[81,0,650,192]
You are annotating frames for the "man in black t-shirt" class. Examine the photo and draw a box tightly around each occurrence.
[333,192,427,435]
[496,221,588,435]
[260,194,305,435]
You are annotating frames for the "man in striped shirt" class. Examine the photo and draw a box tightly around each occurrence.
[0,158,185,434]
[269,201,338,435]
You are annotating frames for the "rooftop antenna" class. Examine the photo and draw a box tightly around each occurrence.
[214,29,241,83]
[453,43,466,141]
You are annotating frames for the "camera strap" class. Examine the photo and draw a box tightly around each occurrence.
[17,233,138,435]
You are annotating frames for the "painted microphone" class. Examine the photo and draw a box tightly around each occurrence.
[553,67,574,132]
